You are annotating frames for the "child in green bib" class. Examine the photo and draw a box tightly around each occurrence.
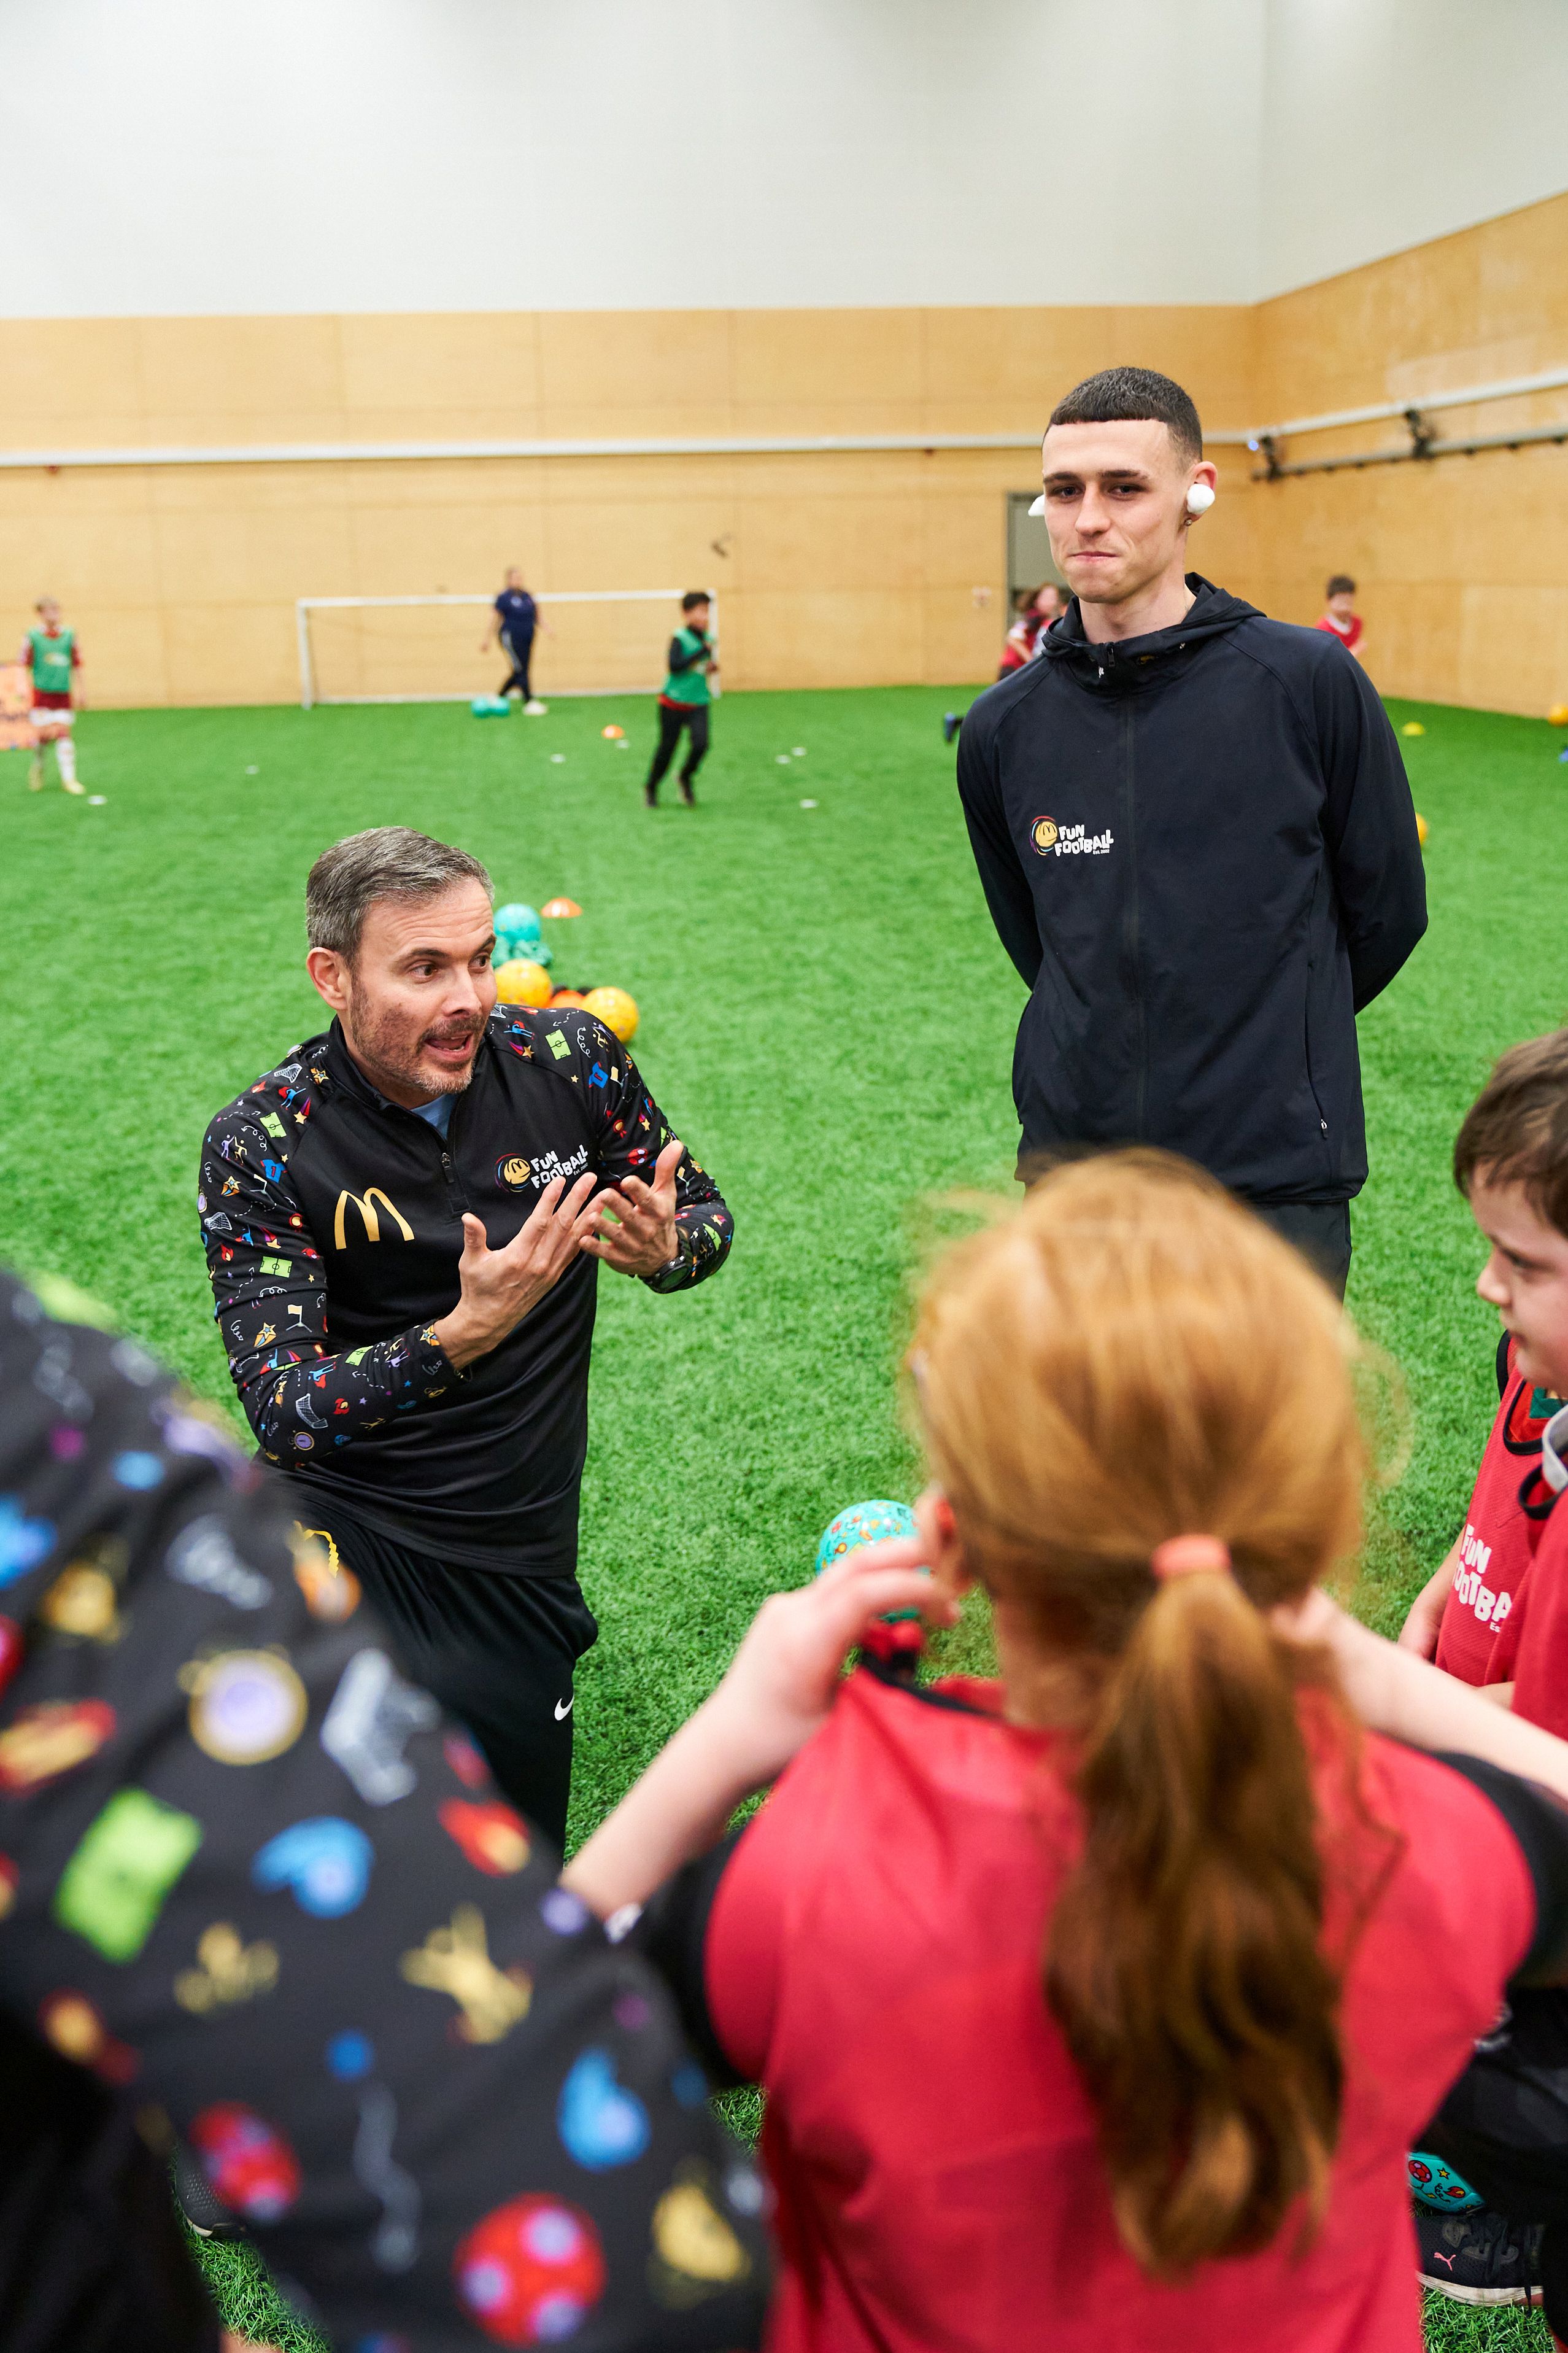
[644,592,717,807]
[21,596,87,795]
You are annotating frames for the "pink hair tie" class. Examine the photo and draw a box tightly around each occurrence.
[1150,1535,1232,1581]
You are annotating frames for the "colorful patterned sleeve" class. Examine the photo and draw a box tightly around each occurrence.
[543,1016,734,1295]
[199,1101,457,1465]
[0,1271,770,2349]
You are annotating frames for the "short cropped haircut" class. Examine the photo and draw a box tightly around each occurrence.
[1326,575,1357,599]
[681,591,711,613]
[1454,1031,1568,1237]
[1048,367,1203,463]
[306,828,492,961]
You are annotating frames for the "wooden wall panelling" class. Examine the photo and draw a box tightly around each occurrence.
[3,203,1566,711]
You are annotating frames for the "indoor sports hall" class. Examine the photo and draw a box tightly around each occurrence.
[4,7,1568,2351]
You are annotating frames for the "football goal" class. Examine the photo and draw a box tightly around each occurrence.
[295,589,716,709]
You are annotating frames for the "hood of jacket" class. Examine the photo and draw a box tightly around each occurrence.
[1040,574,1261,694]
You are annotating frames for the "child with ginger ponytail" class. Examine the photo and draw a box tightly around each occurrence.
[565,1153,1568,2353]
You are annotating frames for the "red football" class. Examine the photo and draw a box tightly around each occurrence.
[454,2194,606,2345]
[189,2102,301,2222]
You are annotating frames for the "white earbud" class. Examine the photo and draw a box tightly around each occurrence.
[1027,493,1046,517]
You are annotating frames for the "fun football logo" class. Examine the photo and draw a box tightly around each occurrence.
[1032,816,1114,859]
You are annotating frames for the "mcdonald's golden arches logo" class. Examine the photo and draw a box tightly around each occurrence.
[333,1188,415,1250]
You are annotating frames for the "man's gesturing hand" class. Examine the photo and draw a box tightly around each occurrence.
[432,1173,600,1371]
[581,1138,685,1279]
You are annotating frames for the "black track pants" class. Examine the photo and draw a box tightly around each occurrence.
[299,1508,597,1853]
[1249,1198,1352,1301]
[498,631,534,699]
[646,700,709,794]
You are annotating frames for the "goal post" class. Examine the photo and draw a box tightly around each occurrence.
[295,589,716,710]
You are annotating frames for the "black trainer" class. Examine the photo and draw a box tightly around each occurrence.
[678,778,696,807]
[644,783,658,808]
[172,2139,244,2241]
[1416,2203,1543,2305]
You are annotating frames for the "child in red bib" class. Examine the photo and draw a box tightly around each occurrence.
[1451,1030,1568,1743]
[997,583,1066,678]
[1400,1332,1558,1684]
[566,1155,1568,2353]
[1403,1033,1568,2332]
[1315,573,1364,659]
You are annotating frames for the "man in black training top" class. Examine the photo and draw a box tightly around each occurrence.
[646,591,717,807]
[956,367,1427,1297]
[199,827,733,1846]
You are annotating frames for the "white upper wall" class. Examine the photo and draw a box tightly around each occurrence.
[1259,0,1568,296]
[0,0,1562,318]
[0,0,1266,313]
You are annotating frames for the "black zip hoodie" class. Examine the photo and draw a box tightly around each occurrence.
[956,575,1427,1201]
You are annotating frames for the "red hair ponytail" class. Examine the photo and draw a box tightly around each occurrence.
[913,1152,1368,2273]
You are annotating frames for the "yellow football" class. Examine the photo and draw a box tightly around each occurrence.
[582,986,640,1043]
[494,959,552,1007]
[1548,703,1568,727]
[1416,812,1429,847]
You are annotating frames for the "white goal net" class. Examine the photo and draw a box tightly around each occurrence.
[295,589,716,709]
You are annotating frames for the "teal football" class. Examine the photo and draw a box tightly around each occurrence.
[815,1499,918,1578]
[495,902,542,944]
[1407,2152,1485,2212]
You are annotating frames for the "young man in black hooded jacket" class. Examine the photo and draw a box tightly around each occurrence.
[956,366,1426,1297]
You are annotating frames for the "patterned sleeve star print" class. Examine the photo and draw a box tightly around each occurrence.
[200,1083,455,1465]
[0,1271,770,2350]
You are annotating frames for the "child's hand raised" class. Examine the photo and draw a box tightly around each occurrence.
[561,1543,956,1923]
[705,1540,956,1790]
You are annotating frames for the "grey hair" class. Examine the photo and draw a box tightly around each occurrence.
[306,828,492,959]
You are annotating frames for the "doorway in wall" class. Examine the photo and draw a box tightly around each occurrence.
[1006,491,1066,629]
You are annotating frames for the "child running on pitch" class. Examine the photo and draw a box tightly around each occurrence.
[1398,1033,1568,2327]
[565,1152,1568,2353]
[645,592,717,807]
[21,594,86,794]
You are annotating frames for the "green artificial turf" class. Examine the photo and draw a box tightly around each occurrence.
[3,684,1564,2351]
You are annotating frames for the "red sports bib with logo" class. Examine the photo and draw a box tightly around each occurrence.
[1435,1339,1556,1685]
